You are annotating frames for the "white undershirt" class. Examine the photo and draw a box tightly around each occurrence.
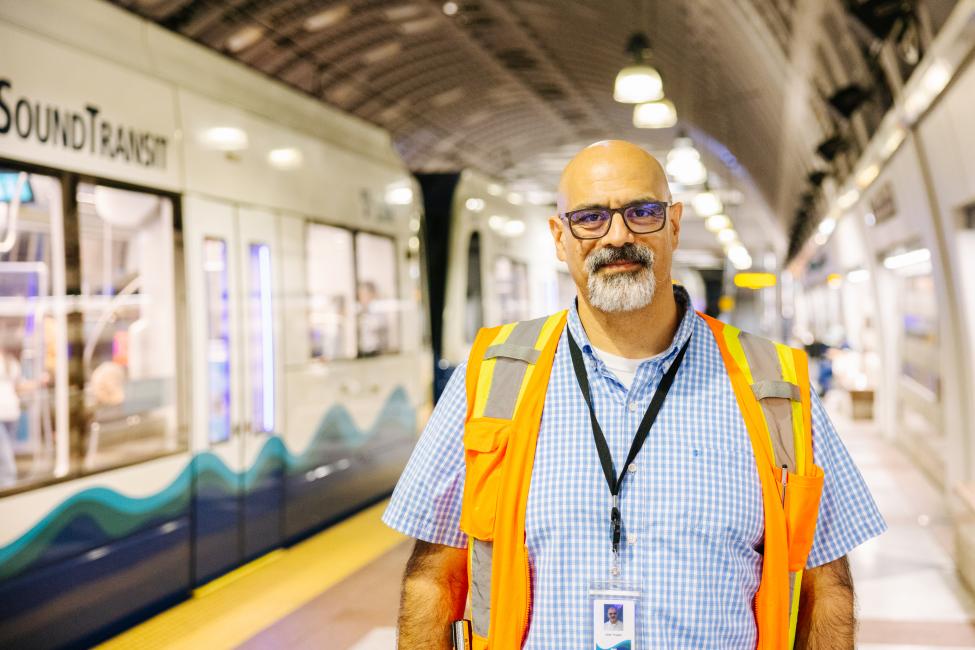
[590,346,660,390]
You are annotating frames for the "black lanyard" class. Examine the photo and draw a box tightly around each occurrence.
[567,330,690,571]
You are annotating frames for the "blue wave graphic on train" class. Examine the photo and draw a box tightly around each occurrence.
[0,387,415,582]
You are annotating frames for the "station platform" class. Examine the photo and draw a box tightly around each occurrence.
[98,399,975,650]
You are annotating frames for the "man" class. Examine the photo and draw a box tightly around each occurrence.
[605,606,623,632]
[384,140,886,648]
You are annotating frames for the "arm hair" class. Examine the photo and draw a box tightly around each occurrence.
[397,539,469,649]
[795,555,856,649]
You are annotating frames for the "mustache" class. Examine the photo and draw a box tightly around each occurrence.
[585,243,655,273]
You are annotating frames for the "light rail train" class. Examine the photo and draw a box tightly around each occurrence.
[0,3,428,647]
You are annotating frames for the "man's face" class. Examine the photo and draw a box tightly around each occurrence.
[550,141,682,313]
[607,607,618,622]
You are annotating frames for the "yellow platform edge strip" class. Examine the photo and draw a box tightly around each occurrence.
[96,499,404,650]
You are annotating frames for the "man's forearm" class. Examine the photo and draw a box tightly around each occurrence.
[398,540,468,650]
[795,556,855,649]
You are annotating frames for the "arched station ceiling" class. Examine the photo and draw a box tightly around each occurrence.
[110,0,947,256]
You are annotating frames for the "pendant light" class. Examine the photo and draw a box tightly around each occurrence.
[633,98,677,129]
[665,135,707,186]
[691,187,723,217]
[614,33,664,103]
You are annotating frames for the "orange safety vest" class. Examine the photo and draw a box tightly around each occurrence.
[459,311,825,650]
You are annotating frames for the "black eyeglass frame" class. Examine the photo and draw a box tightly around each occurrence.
[559,200,671,240]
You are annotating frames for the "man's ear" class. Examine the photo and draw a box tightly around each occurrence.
[549,215,567,262]
[669,202,683,250]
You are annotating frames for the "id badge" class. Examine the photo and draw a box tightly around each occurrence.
[589,582,642,650]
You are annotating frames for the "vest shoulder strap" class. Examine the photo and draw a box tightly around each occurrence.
[465,312,567,422]
[700,313,814,474]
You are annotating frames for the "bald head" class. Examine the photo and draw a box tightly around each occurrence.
[547,139,683,316]
[557,140,671,213]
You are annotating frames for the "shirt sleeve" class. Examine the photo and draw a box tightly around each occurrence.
[804,390,887,568]
[382,363,469,548]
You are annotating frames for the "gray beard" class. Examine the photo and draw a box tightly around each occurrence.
[585,246,657,313]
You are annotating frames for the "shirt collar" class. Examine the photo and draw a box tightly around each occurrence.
[566,284,695,368]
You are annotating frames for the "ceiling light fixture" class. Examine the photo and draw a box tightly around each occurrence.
[384,4,424,21]
[226,25,264,53]
[633,98,677,129]
[526,190,556,206]
[614,33,664,103]
[904,59,952,122]
[717,228,739,244]
[705,214,731,232]
[881,126,906,159]
[837,188,860,209]
[666,135,707,186]
[818,217,837,237]
[430,87,465,107]
[399,17,439,34]
[883,247,931,270]
[692,190,723,217]
[304,5,351,31]
[488,215,508,231]
[727,244,752,270]
[502,219,526,237]
[855,163,880,189]
[362,42,402,64]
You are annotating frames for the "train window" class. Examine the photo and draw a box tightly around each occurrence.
[0,169,66,491]
[247,243,274,434]
[78,184,181,465]
[306,223,356,360]
[464,232,484,343]
[494,256,530,323]
[354,232,400,356]
[202,237,231,444]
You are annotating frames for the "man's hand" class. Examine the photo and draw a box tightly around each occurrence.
[795,555,855,649]
[397,540,468,649]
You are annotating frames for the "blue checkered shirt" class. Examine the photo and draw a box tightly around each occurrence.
[384,292,886,648]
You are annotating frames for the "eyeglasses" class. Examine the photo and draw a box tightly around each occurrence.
[560,200,669,240]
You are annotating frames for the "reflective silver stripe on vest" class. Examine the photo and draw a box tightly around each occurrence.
[738,331,798,472]
[788,569,798,617]
[482,316,549,419]
[485,342,541,365]
[752,379,801,402]
[470,538,493,638]
[471,317,550,637]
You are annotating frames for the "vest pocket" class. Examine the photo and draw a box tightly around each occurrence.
[783,463,825,571]
[460,417,511,540]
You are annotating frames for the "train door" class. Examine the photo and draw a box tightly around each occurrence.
[235,207,283,561]
[183,196,282,584]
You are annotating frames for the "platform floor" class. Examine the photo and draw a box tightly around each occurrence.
[101,399,975,650]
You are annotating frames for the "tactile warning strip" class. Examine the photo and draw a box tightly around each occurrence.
[96,500,404,650]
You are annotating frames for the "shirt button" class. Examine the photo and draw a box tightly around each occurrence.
[628,534,638,545]
[627,463,637,473]
[627,402,637,412]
